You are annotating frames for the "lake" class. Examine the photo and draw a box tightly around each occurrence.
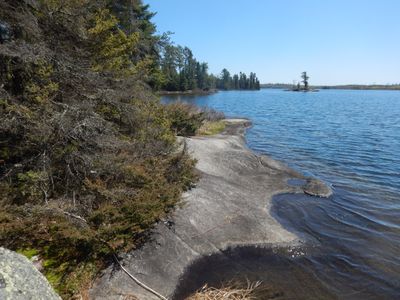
[163,89,400,299]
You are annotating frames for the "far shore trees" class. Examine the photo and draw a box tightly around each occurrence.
[159,44,260,92]
[215,70,261,91]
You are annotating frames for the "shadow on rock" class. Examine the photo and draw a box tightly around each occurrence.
[172,245,336,300]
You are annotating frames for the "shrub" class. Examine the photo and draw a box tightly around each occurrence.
[25,61,59,104]
[0,1,199,298]
[88,9,140,76]
[166,102,204,136]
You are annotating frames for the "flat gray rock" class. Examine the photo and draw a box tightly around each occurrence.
[90,119,332,300]
[0,248,61,300]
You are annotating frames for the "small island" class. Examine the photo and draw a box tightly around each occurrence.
[286,72,319,92]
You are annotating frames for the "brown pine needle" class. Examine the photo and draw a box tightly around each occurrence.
[186,281,262,300]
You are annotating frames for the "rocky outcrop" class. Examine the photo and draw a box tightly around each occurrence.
[90,119,332,300]
[0,248,61,300]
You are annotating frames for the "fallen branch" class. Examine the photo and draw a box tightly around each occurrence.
[113,254,168,300]
[62,211,87,223]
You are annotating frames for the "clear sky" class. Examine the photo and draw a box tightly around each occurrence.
[146,0,400,85]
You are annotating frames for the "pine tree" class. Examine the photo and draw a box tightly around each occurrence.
[220,68,232,90]
[233,74,239,89]
[301,71,309,90]
[182,47,197,90]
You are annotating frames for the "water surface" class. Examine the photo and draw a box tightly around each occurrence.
[163,89,400,299]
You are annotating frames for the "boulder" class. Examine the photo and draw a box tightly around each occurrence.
[303,178,333,198]
[0,248,61,300]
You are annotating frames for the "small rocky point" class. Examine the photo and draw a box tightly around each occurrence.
[90,119,333,299]
[303,178,333,198]
[0,248,61,300]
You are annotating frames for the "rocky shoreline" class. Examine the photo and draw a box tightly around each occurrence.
[90,119,332,299]
[157,89,218,96]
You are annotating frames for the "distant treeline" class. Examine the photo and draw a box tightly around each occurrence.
[261,83,293,89]
[261,83,400,91]
[160,44,260,92]
[318,84,400,90]
[217,68,260,91]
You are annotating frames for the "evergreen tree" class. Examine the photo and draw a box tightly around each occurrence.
[220,68,232,90]
[196,62,209,90]
[182,47,197,90]
[233,74,239,89]
[109,0,157,60]
[158,42,261,92]
[161,44,179,90]
[301,71,309,90]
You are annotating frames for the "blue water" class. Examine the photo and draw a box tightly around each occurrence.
[163,89,400,299]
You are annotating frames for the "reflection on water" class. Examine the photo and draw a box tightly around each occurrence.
[164,89,400,299]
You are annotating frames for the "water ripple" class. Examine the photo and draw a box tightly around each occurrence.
[163,89,400,299]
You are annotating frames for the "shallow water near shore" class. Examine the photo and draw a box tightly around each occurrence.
[163,89,400,299]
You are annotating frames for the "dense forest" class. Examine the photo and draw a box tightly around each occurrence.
[216,68,261,91]
[159,44,261,91]
[0,0,225,298]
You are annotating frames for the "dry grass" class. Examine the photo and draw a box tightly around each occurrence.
[186,281,261,300]
[197,120,226,136]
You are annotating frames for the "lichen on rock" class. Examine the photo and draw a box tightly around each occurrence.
[0,247,61,300]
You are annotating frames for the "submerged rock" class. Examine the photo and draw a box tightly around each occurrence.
[0,248,61,300]
[303,178,333,198]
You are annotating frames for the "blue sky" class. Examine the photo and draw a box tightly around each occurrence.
[147,0,400,85]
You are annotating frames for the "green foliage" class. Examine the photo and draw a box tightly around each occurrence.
[0,56,58,103]
[88,9,140,76]
[130,98,176,145]
[24,61,59,104]
[15,171,48,204]
[160,45,214,92]
[17,248,39,259]
[0,1,201,298]
[166,102,204,136]
[0,96,198,299]
[96,102,121,121]
[216,70,260,91]
[39,0,88,12]
[158,43,260,92]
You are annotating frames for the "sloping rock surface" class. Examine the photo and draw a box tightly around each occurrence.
[90,119,332,299]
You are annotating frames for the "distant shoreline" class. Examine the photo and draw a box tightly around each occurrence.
[157,87,262,96]
[261,84,400,91]
[284,88,319,93]
[317,85,400,91]
[157,89,218,96]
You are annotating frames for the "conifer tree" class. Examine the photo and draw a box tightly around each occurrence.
[301,71,309,90]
